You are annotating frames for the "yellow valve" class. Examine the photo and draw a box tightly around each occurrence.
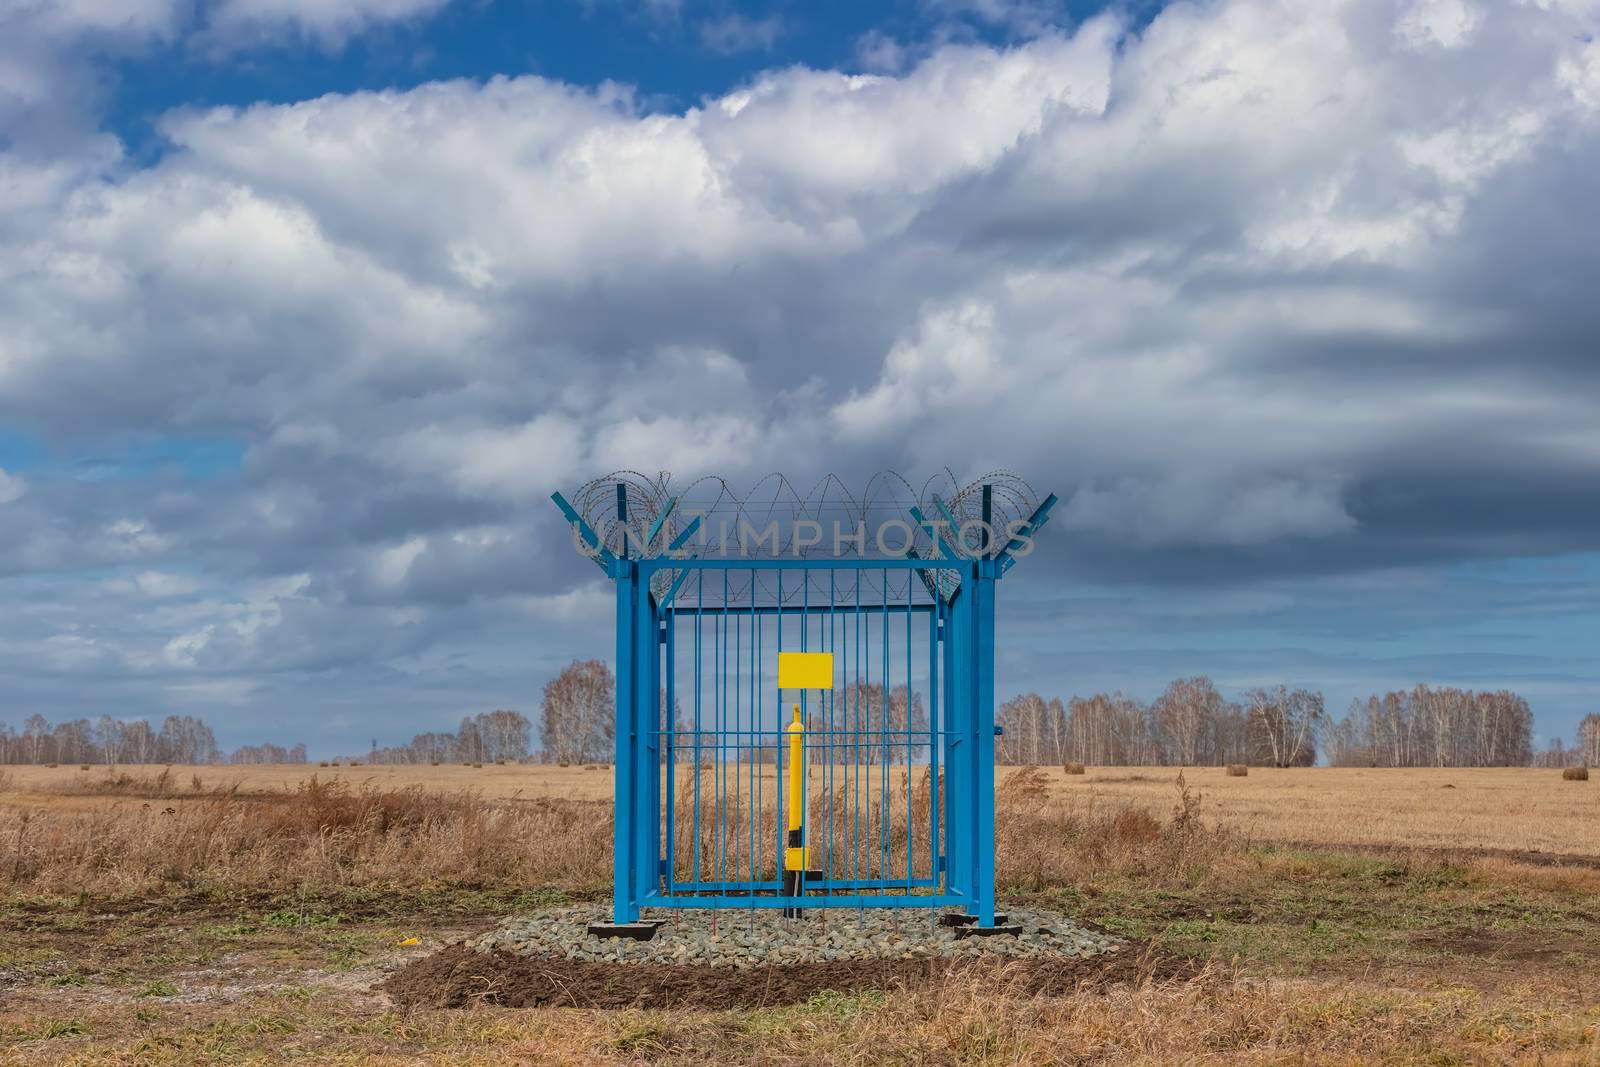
[785,704,805,872]
[777,651,829,916]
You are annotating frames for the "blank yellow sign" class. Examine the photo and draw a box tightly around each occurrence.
[778,651,833,689]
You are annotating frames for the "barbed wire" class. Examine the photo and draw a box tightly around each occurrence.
[565,470,1042,603]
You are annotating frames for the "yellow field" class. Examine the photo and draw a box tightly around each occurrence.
[5,762,1594,856]
[1041,764,1600,858]
[1,760,1598,1064]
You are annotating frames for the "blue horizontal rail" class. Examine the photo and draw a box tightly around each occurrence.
[662,876,942,894]
[647,892,957,910]
[665,602,936,617]
[641,557,963,574]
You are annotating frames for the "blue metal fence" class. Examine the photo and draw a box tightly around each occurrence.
[553,477,1055,929]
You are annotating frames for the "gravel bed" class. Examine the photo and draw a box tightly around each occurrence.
[468,905,1121,968]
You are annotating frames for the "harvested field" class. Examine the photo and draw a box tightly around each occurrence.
[5,763,1593,856]
[0,764,1596,1064]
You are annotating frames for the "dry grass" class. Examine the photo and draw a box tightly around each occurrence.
[1038,764,1600,857]
[79,767,230,799]
[2,763,1599,1065]
[3,763,1597,900]
[2,946,1596,1065]
[0,775,611,898]
[10,763,1595,857]
[0,762,618,804]
[0,767,1229,901]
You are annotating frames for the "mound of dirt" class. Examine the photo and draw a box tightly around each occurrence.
[380,941,1194,1010]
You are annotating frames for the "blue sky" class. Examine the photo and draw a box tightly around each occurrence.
[0,0,1597,755]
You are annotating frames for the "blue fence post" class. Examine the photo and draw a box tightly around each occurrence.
[612,558,640,923]
[943,587,970,910]
[638,580,659,907]
[973,558,998,927]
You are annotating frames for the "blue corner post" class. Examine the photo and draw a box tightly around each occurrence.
[941,556,1000,928]
[612,555,640,923]
[610,552,661,924]
[972,557,999,928]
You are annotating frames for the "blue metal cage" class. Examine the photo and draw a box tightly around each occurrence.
[554,476,1055,929]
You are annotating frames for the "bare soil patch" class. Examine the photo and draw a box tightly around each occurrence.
[380,940,1194,1010]
[1411,925,1578,963]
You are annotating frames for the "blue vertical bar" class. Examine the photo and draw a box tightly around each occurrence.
[943,589,967,909]
[927,600,940,887]
[973,560,997,927]
[879,567,889,882]
[636,572,656,908]
[768,572,780,883]
[612,563,638,923]
[825,569,835,884]
[745,568,754,891]
[852,571,861,894]
[692,573,703,887]
[905,568,913,890]
[801,565,809,873]
[748,575,755,895]
[718,569,728,891]
[665,602,676,894]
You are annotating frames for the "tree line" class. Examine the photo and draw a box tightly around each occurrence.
[6,674,1592,770]
[1322,686,1534,767]
[1537,714,1599,769]
[536,660,932,765]
[0,714,305,765]
[535,661,1593,769]
[997,679,1324,767]
[1000,679,1596,768]
[354,709,533,765]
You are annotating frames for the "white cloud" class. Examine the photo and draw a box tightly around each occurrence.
[134,570,203,597]
[1560,36,1600,111]
[392,415,584,500]
[834,300,1002,435]
[699,13,784,55]
[0,468,26,504]
[1395,0,1484,49]
[373,537,428,588]
[3,0,1600,737]
[204,0,455,48]
[100,519,171,556]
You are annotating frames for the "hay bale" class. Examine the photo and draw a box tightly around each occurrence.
[1226,764,1249,777]
[1563,766,1589,781]
[1064,761,1086,775]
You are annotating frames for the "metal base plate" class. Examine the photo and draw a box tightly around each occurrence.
[953,923,1023,939]
[587,920,665,941]
[938,913,1009,928]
